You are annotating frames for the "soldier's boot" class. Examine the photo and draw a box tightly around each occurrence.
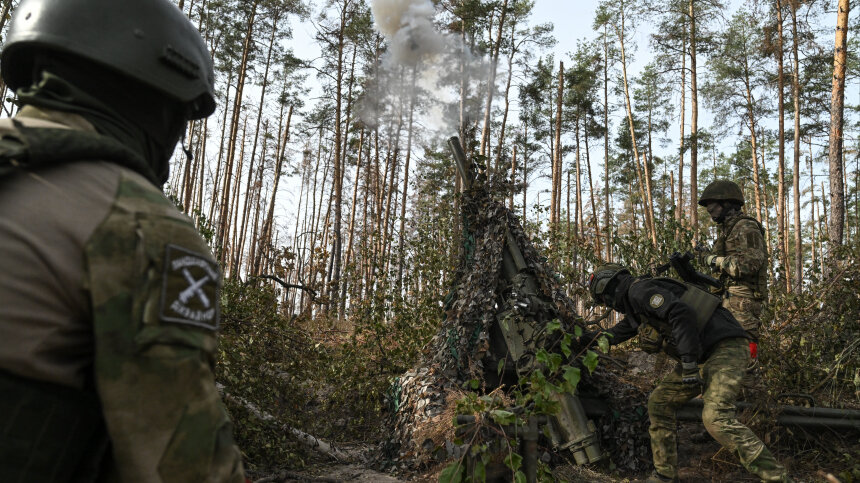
[747,450,792,482]
[633,471,679,483]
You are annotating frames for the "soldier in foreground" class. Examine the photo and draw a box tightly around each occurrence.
[697,180,768,343]
[584,264,791,483]
[0,0,245,481]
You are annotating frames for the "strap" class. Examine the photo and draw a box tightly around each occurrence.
[650,277,721,331]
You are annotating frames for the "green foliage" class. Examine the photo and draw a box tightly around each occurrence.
[216,279,320,469]
[760,245,860,409]
[318,279,442,439]
[441,319,599,482]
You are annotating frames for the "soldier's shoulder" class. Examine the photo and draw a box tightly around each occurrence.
[629,278,666,300]
[731,217,763,234]
[89,167,213,261]
[113,169,184,216]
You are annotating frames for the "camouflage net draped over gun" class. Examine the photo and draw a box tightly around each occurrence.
[385,179,652,472]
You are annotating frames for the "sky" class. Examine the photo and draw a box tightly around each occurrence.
[262,0,854,241]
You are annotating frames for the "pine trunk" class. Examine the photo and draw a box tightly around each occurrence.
[828,0,849,247]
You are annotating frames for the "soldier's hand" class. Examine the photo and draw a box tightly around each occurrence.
[693,243,710,253]
[681,361,702,385]
[705,255,723,269]
[579,331,599,348]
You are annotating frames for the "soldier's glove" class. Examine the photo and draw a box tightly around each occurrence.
[579,331,599,348]
[705,255,723,269]
[680,361,702,385]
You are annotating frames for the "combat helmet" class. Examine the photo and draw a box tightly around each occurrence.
[698,180,745,206]
[1,0,215,119]
[588,263,629,304]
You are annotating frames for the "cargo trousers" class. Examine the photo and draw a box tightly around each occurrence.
[646,337,788,481]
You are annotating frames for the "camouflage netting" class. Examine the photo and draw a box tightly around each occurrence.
[383,177,652,473]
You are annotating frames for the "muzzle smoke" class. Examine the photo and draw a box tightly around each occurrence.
[364,0,490,134]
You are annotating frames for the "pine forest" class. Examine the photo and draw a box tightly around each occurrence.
[1,0,859,481]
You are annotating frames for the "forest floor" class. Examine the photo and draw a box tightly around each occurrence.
[250,350,852,483]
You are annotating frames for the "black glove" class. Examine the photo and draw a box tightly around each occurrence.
[681,361,701,385]
[579,331,600,348]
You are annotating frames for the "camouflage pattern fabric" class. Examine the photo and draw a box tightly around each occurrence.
[711,212,768,339]
[0,110,244,482]
[647,337,788,481]
[722,295,764,340]
[87,172,244,482]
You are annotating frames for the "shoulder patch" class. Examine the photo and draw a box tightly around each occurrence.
[649,293,664,309]
[159,244,220,330]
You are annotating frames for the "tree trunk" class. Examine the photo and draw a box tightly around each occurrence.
[789,0,803,292]
[397,67,418,292]
[689,0,699,239]
[209,69,234,225]
[775,0,791,291]
[509,145,517,210]
[218,2,257,251]
[234,15,280,275]
[227,116,248,276]
[677,28,686,241]
[480,0,509,158]
[585,112,601,256]
[615,5,656,248]
[495,22,518,171]
[744,75,763,223]
[328,1,350,317]
[603,24,611,261]
[256,105,293,276]
[551,62,564,229]
[342,127,365,314]
[828,0,849,247]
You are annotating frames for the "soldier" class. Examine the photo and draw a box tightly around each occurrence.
[0,0,245,481]
[697,180,768,343]
[584,264,791,483]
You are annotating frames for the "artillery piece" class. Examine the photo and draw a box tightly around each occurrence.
[385,137,859,482]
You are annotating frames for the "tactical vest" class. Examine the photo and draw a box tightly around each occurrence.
[633,277,722,357]
[714,214,768,298]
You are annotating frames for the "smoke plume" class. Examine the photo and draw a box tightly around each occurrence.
[364,0,490,134]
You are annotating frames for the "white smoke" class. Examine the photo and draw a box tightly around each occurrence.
[364,0,491,134]
[371,0,444,66]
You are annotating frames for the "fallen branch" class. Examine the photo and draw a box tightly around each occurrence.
[216,383,354,463]
[244,274,318,300]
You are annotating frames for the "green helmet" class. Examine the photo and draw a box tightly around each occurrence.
[588,263,629,303]
[698,180,745,206]
[1,0,216,119]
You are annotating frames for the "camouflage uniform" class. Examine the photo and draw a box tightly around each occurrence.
[0,109,245,481]
[590,272,789,482]
[710,212,768,340]
[648,338,786,481]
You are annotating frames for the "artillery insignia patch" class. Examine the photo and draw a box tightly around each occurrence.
[649,294,664,309]
[159,244,220,330]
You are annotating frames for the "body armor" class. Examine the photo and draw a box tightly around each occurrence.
[633,277,722,358]
[714,214,768,299]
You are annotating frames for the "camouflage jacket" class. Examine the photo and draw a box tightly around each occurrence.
[0,107,244,482]
[712,212,768,299]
